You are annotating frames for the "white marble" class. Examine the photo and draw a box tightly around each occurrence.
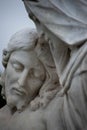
[0,28,60,130]
[23,0,87,130]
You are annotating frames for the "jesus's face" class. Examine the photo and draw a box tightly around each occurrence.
[5,50,46,111]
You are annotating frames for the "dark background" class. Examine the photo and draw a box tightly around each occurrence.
[0,85,6,108]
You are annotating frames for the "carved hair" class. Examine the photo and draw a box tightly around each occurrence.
[1,28,60,110]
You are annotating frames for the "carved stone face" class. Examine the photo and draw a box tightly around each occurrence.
[5,50,46,111]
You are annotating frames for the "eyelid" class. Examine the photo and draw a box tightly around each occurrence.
[28,68,38,78]
[10,60,24,72]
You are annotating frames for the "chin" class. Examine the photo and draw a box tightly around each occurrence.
[6,95,29,112]
[16,100,28,112]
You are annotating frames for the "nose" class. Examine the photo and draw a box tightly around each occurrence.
[18,70,28,88]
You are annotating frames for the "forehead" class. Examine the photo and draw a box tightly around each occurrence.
[9,50,40,67]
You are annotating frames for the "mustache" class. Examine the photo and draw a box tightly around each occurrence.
[12,85,28,96]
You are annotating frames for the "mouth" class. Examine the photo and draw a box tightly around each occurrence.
[12,87,27,96]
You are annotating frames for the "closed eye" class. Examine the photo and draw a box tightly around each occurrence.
[10,60,24,72]
[12,63,24,72]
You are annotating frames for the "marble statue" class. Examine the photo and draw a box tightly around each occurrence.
[22,0,87,130]
[0,28,60,130]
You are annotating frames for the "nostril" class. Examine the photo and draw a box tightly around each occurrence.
[18,80,23,87]
[18,78,25,87]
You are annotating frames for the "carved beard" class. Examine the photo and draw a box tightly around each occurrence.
[6,95,30,112]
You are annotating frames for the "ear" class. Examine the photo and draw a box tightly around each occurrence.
[2,49,10,68]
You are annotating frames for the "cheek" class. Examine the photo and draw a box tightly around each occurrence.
[6,62,20,79]
[27,78,44,96]
[5,68,19,89]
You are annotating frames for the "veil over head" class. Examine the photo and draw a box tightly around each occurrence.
[23,0,87,45]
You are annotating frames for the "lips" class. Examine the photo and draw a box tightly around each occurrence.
[12,87,27,96]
